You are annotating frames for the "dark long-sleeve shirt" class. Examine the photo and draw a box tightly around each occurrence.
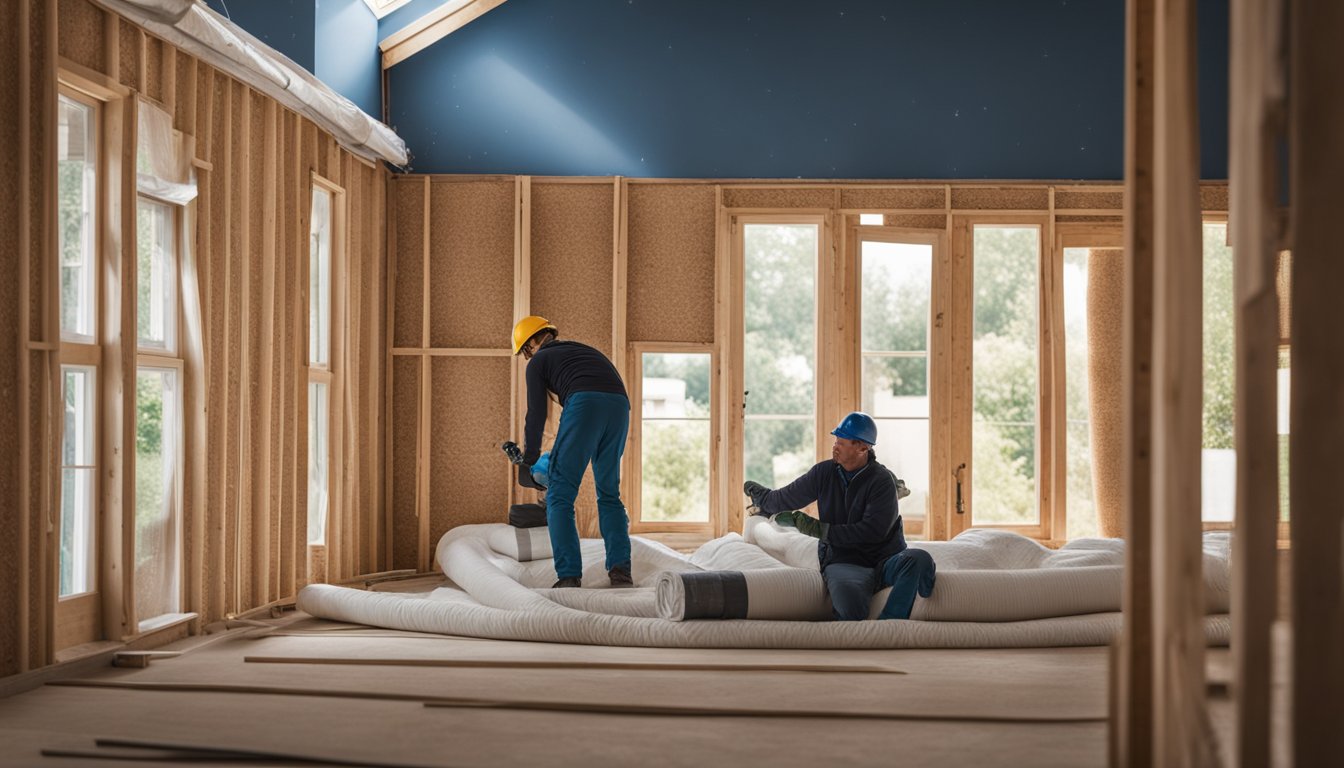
[522,339,627,465]
[757,451,906,569]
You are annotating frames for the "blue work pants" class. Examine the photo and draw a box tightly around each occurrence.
[822,549,936,621]
[545,392,632,579]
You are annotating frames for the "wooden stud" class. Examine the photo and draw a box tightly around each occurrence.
[17,0,32,671]
[1289,0,1344,762]
[383,176,398,569]
[417,176,431,571]
[1116,0,1157,762]
[509,176,531,509]
[235,85,253,615]
[254,99,278,604]
[1046,188,1068,542]
[1230,0,1287,764]
[1150,0,1214,762]
[379,0,510,69]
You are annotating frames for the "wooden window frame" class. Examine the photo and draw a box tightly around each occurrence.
[628,342,718,537]
[306,174,345,571]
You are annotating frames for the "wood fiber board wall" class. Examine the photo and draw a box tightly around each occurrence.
[840,187,945,210]
[951,187,1050,210]
[1200,185,1229,211]
[428,180,514,349]
[723,187,834,209]
[430,357,512,539]
[1059,215,1124,223]
[1087,249,1126,538]
[393,178,425,347]
[58,0,104,72]
[117,19,137,89]
[1055,189,1125,210]
[530,182,613,357]
[627,184,715,344]
[392,357,420,571]
[886,214,947,229]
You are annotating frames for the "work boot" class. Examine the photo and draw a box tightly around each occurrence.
[551,577,582,589]
[608,564,633,588]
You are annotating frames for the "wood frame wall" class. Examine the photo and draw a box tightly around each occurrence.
[0,0,388,676]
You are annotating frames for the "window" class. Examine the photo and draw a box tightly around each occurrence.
[1062,246,1099,538]
[859,213,884,226]
[743,221,819,487]
[1201,221,1234,522]
[860,238,933,528]
[57,90,100,600]
[134,195,183,629]
[636,351,712,526]
[308,183,335,546]
[970,225,1041,526]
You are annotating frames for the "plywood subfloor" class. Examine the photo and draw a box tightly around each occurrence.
[0,612,1260,767]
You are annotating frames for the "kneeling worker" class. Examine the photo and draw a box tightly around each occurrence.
[744,412,934,620]
[503,316,633,589]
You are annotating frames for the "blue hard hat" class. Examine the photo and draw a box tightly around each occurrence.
[831,412,877,445]
[531,451,551,489]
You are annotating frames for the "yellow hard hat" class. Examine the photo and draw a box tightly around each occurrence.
[511,315,556,355]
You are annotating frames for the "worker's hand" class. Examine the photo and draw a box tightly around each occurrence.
[743,480,771,509]
[502,441,524,465]
[517,464,543,489]
[774,510,825,539]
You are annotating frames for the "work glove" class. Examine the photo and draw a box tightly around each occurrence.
[773,510,826,539]
[743,480,772,512]
[894,476,912,500]
[502,441,524,465]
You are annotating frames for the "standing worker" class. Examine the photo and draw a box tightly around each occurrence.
[744,412,934,620]
[502,316,633,589]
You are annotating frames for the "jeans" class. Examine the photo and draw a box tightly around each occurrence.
[545,392,631,579]
[822,549,937,621]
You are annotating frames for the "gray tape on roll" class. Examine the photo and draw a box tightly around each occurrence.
[680,571,749,620]
[515,528,532,562]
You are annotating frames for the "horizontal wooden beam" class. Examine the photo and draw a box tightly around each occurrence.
[380,0,509,69]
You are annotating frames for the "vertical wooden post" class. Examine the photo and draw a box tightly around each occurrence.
[509,176,531,509]
[1289,0,1344,763]
[1117,0,1156,764]
[416,176,431,571]
[1151,0,1214,763]
[1230,0,1287,765]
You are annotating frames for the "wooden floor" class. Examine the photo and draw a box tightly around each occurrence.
[0,610,1274,767]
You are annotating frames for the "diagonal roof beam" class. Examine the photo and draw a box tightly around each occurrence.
[379,0,508,69]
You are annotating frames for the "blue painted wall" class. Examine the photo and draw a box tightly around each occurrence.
[316,0,383,118]
[378,0,447,39]
[386,0,1229,179]
[205,0,316,73]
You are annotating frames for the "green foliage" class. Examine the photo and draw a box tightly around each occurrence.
[1202,223,1235,450]
[641,422,709,522]
[136,374,163,455]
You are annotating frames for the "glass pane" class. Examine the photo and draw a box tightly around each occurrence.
[1278,347,1290,523]
[310,188,332,367]
[59,95,97,341]
[972,226,1039,525]
[861,241,931,353]
[859,213,884,226]
[1202,222,1235,522]
[136,198,175,351]
[135,367,180,624]
[60,366,97,597]
[862,357,928,417]
[1063,248,1098,539]
[872,417,929,521]
[640,353,711,523]
[308,381,329,545]
[744,418,815,490]
[641,421,710,523]
[743,222,817,490]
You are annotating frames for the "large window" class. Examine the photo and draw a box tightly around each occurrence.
[1201,221,1235,522]
[1062,247,1099,538]
[860,238,933,526]
[57,91,100,601]
[636,350,712,525]
[308,184,334,547]
[743,222,818,488]
[134,196,183,629]
[970,225,1041,526]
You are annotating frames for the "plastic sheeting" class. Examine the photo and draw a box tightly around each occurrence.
[138,97,197,204]
[89,0,408,167]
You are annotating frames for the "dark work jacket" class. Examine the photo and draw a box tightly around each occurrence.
[522,339,627,465]
[758,451,906,569]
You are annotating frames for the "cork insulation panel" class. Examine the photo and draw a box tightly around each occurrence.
[144,36,163,104]
[1086,249,1125,538]
[723,187,834,209]
[840,187,946,210]
[174,51,194,129]
[392,357,420,572]
[951,187,1050,210]
[428,180,515,349]
[1200,184,1229,211]
[886,214,947,229]
[58,0,104,72]
[118,20,138,89]
[627,184,716,343]
[1055,189,1124,210]
[430,357,513,541]
[530,182,613,357]
[1277,250,1291,342]
[393,179,425,347]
